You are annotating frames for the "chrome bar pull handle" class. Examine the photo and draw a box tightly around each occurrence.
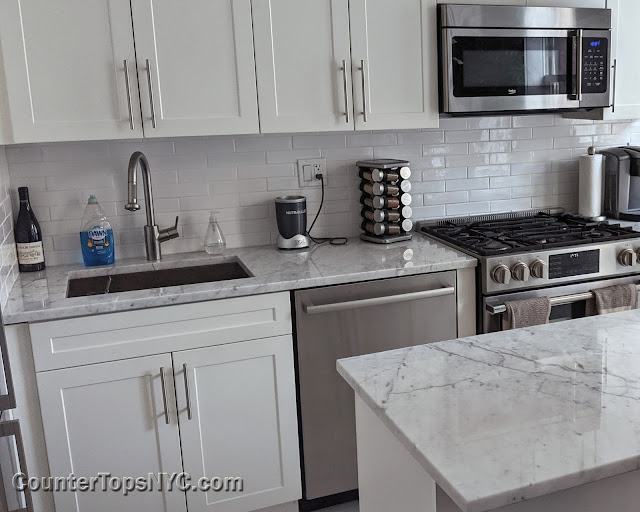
[159,367,169,424]
[611,59,618,113]
[342,60,350,123]
[183,363,192,420]
[303,287,455,315]
[576,29,584,102]
[145,59,157,128]
[360,59,368,122]
[123,60,135,130]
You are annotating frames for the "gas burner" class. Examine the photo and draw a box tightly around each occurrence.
[421,212,639,256]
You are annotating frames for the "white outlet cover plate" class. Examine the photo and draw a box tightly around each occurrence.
[297,158,327,188]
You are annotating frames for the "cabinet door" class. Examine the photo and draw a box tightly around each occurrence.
[0,0,143,143]
[37,354,186,512]
[174,335,301,512]
[349,0,439,130]
[527,0,605,6]
[605,0,640,119]
[130,0,259,137]
[253,0,353,133]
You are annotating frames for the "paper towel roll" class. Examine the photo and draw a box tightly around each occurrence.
[579,151,605,220]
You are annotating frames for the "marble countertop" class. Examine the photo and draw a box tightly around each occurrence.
[338,310,640,512]
[2,236,476,325]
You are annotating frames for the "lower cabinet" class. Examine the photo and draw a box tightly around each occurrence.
[36,334,300,512]
[174,337,301,512]
[37,353,186,512]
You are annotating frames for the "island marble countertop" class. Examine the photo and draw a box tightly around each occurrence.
[2,236,476,325]
[338,309,640,512]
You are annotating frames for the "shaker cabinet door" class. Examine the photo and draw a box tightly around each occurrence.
[36,354,186,512]
[252,0,353,133]
[174,335,301,512]
[349,0,439,130]
[0,0,143,143]
[130,0,260,137]
[605,0,640,119]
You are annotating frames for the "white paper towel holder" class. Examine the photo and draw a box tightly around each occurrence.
[582,146,606,222]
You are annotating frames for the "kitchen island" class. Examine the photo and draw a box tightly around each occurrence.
[338,310,640,512]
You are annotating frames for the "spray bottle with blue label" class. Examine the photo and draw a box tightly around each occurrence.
[80,195,115,266]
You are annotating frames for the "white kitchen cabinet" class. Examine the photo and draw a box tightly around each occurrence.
[130,0,259,137]
[36,354,186,512]
[604,0,640,119]
[174,335,301,512]
[526,0,605,6]
[439,0,525,4]
[349,0,439,130]
[252,0,353,133]
[0,0,144,143]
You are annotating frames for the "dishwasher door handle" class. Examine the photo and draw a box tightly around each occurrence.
[303,286,456,315]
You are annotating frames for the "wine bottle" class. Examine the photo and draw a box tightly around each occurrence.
[15,187,45,272]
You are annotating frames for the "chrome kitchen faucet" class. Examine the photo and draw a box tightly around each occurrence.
[125,151,179,261]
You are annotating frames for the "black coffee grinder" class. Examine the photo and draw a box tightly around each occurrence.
[275,196,311,250]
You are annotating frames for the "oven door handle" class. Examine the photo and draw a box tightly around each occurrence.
[487,284,640,315]
[303,287,456,315]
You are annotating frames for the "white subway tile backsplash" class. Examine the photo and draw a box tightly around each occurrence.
[397,131,444,145]
[467,165,510,178]
[445,129,489,143]
[490,128,532,141]
[446,201,490,216]
[445,178,488,192]
[5,114,640,266]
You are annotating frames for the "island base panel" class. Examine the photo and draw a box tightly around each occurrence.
[354,395,640,512]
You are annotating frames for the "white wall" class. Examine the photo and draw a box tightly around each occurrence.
[0,147,17,306]
[6,114,640,266]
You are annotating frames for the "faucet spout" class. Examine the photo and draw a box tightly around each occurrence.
[124,151,179,261]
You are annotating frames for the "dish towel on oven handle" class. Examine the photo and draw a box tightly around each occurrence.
[585,284,638,316]
[502,297,552,330]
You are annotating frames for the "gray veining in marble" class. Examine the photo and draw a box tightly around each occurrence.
[2,236,476,324]
[338,310,640,512]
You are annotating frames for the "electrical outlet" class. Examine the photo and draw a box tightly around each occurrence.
[298,158,327,188]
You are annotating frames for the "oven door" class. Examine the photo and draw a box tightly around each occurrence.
[483,275,640,333]
[441,28,610,113]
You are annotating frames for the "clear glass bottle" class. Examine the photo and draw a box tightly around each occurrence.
[203,211,226,255]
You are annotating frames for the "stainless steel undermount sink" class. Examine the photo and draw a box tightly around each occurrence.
[66,260,252,298]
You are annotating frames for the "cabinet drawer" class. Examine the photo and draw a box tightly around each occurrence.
[30,292,291,372]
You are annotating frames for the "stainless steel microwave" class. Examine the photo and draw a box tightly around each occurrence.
[439,4,612,114]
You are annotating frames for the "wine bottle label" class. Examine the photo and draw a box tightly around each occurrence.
[17,242,44,265]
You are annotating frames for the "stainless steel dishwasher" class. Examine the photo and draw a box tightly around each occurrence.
[294,271,458,508]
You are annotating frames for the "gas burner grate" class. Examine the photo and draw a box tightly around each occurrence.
[421,212,640,256]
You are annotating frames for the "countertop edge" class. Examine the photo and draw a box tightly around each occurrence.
[3,257,477,325]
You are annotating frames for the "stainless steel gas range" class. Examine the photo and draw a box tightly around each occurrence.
[420,209,640,333]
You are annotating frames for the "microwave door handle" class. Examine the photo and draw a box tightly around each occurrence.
[570,29,584,102]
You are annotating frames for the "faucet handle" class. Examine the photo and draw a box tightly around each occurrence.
[158,216,180,243]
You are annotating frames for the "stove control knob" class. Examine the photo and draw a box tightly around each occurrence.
[619,249,637,267]
[491,264,511,285]
[530,259,548,279]
[511,262,531,282]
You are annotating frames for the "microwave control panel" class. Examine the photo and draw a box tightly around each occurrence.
[582,38,608,94]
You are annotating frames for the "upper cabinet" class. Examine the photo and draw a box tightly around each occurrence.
[253,0,353,133]
[130,0,259,137]
[604,0,640,119]
[349,0,439,130]
[0,0,144,143]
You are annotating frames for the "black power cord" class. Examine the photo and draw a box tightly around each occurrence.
[306,174,347,246]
